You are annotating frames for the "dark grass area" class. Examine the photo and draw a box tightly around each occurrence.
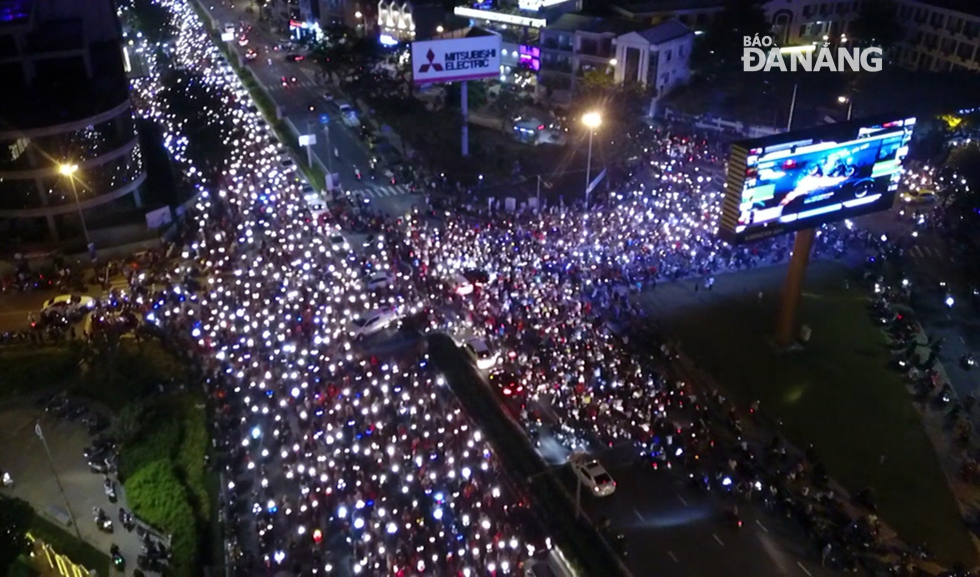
[30,513,111,575]
[640,261,975,565]
[0,346,80,399]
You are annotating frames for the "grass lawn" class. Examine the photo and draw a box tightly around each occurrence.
[641,261,976,565]
[0,346,80,399]
[30,513,110,575]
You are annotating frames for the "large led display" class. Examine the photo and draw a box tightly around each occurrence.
[718,116,916,244]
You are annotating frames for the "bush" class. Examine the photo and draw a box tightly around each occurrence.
[119,412,181,480]
[125,459,198,573]
[175,397,210,523]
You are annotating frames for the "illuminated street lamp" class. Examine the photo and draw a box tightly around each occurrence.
[59,163,95,260]
[838,95,853,121]
[436,25,444,33]
[355,11,365,36]
[582,112,601,207]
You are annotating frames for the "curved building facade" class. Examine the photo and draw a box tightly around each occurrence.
[0,0,145,247]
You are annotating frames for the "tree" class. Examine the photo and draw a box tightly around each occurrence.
[848,0,902,51]
[445,81,488,110]
[690,0,772,80]
[580,69,615,93]
[129,0,175,45]
[0,495,33,575]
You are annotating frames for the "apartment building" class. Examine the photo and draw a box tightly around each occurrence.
[892,0,980,71]
[613,0,864,44]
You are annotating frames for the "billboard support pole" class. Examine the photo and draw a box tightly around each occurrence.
[786,82,798,132]
[461,81,469,157]
[774,227,816,348]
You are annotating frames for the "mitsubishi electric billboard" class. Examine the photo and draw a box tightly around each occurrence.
[411,34,502,85]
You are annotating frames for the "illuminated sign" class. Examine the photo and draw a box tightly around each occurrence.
[453,7,547,28]
[7,137,29,161]
[519,45,540,71]
[719,117,916,244]
[412,35,502,84]
[518,0,574,11]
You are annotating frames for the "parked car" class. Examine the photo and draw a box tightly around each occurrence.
[366,272,394,290]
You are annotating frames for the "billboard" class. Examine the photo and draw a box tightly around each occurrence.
[719,116,916,244]
[411,34,502,85]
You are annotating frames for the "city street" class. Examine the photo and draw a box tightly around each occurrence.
[198,0,422,216]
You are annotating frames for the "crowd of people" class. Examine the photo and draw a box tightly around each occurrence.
[46,0,946,573]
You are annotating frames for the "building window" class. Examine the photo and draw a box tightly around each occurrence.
[836,3,847,14]
[965,22,980,39]
[678,44,685,57]
[799,24,807,37]
[696,13,707,26]
[665,49,672,61]
[914,8,926,23]
[956,42,974,60]
[660,72,669,86]
[929,12,944,28]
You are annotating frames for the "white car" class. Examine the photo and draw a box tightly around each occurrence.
[329,232,349,251]
[569,453,616,497]
[463,338,498,370]
[224,22,236,35]
[449,274,474,296]
[366,272,394,290]
[350,307,401,339]
[279,158,295,171]
[42,294,95,315]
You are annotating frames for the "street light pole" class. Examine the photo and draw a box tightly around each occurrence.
[60,164,94,261]
[584,129,595,208]
[536,175,541,213]
[35,422,83,541]
[846,99,853,121]
[305,121,314,168]
[582,111,601,208]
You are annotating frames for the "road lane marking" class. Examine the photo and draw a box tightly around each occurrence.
[713,533,724,546]
[677,495,688,506]
[756,519,769,533]
[667,551,679,563]
[797,561,813,576]
[634,509,644,521]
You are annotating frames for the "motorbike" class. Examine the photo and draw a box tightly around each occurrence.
[110,544,125,570]
[2,471,12,487]
[333,147,340,159]
[724,506,743,528]
[354,167,362,180]
[961,353,975,371]
[93,507,113,533]
[104,478,117,501]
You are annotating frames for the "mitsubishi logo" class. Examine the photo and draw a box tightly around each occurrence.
[418,49,443,72]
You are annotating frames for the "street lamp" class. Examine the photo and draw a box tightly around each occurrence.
[436,25,444,34]
[59,163,95,260]
[838,95,853,121]
[355,11,365,36]
[582,111,601,207]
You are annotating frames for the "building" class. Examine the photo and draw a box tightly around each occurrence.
[0,0,146,248]
[892,0,980,72]
[453,0,581,79]
[613,0,864,45]
[612,19,693,95]
[615,0,980,73]
[538,13,692,105]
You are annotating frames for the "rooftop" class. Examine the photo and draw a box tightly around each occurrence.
[635,18,692,44]
[544,13,640,34]
[614,0,725,15]
[916,0,980,18]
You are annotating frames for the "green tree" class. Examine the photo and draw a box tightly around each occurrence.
[445,81,488,110]
[690,0,772,80]
[580,69,615,92]
[129,0,175,45]
[0,495,33,574]
[848,0,902,50]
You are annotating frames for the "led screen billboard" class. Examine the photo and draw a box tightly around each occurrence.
[719,116,916,244]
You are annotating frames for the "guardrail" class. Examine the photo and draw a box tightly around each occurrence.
[25,532,91,577]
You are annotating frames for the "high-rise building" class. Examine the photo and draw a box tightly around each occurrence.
[0,0,145,248]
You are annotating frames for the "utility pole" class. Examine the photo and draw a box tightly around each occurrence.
[461,81,469,157]
[36,422,82,541]
[536,175,541,213]
[786,82,798,132]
